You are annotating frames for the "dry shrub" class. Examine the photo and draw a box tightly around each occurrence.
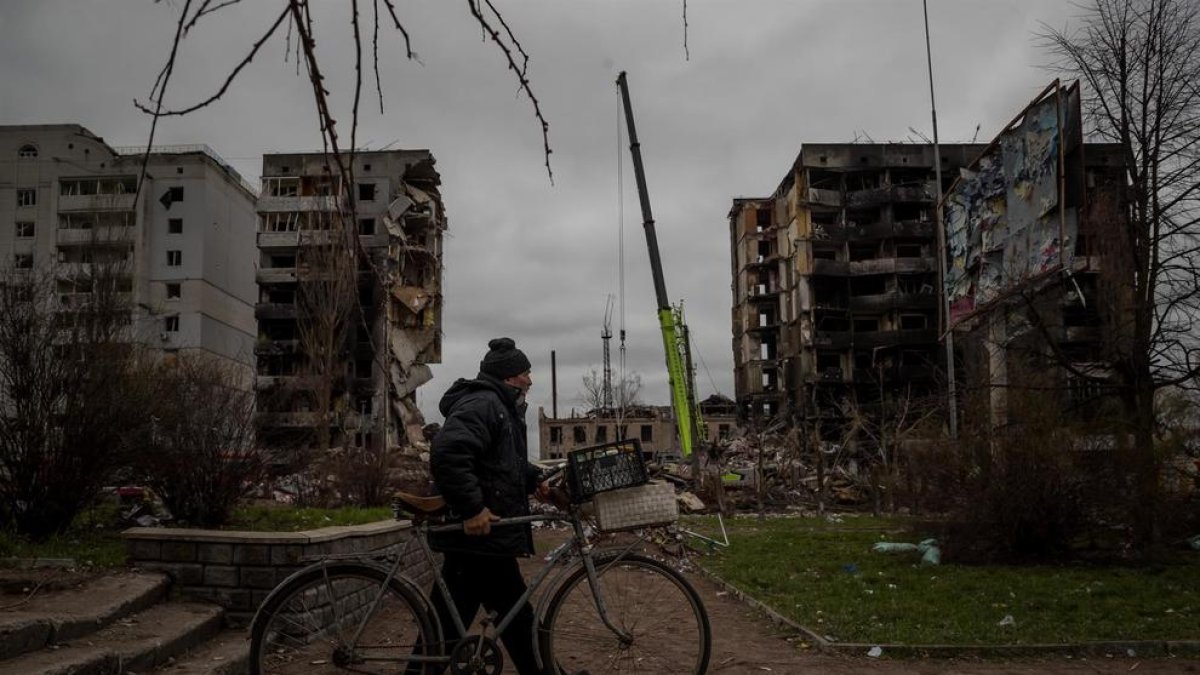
[923,384,1129,563]
[138,355,265,527]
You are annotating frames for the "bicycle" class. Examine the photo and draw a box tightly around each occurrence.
[247,476,712,674]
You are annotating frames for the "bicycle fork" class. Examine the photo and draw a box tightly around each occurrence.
[573,520,635,645]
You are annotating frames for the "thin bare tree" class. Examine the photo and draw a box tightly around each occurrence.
[139,354,264,527]
[578,368,644,414]
[296,214,358,458]
[1038,0,1200,543]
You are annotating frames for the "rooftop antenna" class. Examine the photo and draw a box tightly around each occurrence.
[908,126,933,143]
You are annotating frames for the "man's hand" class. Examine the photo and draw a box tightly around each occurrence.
[534,481,551,503]
[464,507,500,536]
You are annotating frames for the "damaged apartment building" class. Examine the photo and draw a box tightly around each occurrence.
[0,124,259,380]
[732,137,1127,431]
[730,143,985,421]
[254,151,445,454]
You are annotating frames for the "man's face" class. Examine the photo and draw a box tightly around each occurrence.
[504,370,533,393]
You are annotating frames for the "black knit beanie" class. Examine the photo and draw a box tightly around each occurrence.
[479,337,531,380]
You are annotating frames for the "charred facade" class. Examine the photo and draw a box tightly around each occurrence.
[730,143,985,422]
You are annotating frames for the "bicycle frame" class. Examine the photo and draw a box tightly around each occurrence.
[326,507,638,668]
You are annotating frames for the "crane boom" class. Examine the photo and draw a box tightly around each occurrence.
[616,71,702,458]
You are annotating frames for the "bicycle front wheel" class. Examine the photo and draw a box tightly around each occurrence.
[540,553,711,674]
[249,563,437,675]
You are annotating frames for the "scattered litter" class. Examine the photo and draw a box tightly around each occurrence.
[872,538,941,565]
[998,614,1015,627]
[873,542,919,553]
[840,563,859,575]
[1188,534,1200,551]
[1126,648,1137,657]
[867,646,883,658]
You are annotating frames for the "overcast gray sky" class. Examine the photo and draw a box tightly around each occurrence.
[0,0,1084,452]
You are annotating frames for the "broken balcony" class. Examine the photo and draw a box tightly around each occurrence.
[849,291,937,312]
[848,258,935,275]
[256,194,341,213]
[57,193,136,213]
[254,303,297,321]
[850,329,938,349]
[812,259,850,276]
[806,187,843,207]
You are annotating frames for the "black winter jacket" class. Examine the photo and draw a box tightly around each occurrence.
[429,373,541,556]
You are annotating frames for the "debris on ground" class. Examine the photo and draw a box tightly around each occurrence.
[676,491,706,512]
[872,538,941,565]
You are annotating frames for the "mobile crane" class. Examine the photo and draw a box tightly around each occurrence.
[615,71,705,460]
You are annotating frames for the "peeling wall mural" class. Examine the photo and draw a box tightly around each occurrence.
[944,81,1083,324]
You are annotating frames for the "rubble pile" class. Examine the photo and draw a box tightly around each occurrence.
[652,432,876,514]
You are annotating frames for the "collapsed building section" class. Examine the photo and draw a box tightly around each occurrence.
[255,151,445,455]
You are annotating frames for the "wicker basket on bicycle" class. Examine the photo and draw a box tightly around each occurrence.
[564,438,678,532]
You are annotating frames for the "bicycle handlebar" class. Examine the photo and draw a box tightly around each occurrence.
[425,512,569,534]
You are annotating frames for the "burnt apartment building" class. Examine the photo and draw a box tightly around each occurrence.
[730,143,985,420]
[254,151,446,453]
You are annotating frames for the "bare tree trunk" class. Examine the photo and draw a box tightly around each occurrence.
[814,427,827,516]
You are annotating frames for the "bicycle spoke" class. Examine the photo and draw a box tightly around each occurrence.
[251,566,434,675]
[542,555,710,675]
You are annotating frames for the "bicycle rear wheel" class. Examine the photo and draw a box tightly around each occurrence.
[249,563,438,675]
[540,553,711,674]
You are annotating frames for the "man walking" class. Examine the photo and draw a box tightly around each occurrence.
[428,337,547,674]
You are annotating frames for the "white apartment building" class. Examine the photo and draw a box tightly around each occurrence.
[0,124,259,380]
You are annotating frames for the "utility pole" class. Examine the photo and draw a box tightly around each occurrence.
[924,0,958,438]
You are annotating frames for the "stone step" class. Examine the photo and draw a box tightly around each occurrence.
[0,602,224,675]
[0,572,170,660]
[155,630,250,675]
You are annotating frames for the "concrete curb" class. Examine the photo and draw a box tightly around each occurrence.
[692,562,1200,659]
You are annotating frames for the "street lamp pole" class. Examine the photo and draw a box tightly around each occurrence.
[923,0,958,439]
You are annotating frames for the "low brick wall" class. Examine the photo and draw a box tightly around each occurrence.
[123,519,436,626]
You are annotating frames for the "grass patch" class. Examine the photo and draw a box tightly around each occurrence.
[687,514,1200,645]
[228,504,394,532]
[0,503,128,570]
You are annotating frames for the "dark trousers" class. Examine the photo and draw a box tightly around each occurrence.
[417,551,541,675]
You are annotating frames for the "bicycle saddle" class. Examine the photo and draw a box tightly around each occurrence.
[393,491,447,514]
